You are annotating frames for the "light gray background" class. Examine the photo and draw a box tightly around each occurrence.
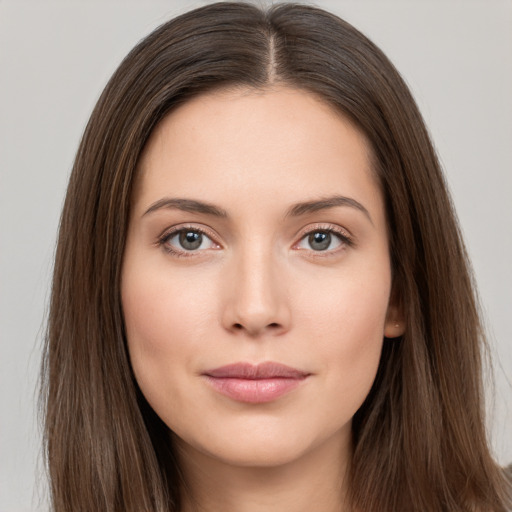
[1,1,511,510]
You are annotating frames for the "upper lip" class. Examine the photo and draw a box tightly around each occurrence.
[204,362,309,379]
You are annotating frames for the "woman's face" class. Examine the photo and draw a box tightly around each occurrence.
[121,86,403,469]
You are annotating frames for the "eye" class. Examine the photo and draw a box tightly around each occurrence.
[160,227,219,254]
[295,228,352,252]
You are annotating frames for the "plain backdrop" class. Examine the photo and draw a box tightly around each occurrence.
[1,1,511,510]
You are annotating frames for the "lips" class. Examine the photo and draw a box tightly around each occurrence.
[203,362,310,403]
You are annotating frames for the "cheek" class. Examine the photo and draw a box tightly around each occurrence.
[294,263,390,407]
[122,255,217,345]
[120,260,216,404]
[296,258,391,337]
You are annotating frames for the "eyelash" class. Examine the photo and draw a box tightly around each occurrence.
[157,225,219,258]
[156,224,354,257]
[294,224,354,254]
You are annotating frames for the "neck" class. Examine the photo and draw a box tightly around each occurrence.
[176,432,353,512]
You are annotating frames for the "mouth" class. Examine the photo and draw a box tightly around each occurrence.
[202,362,310,404]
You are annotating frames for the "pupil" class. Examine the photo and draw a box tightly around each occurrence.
[309,231,331,251]
[179,231,202,250]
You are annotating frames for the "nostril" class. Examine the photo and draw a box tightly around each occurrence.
[231,322,281,332]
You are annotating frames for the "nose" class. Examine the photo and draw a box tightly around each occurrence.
[221,246,291,337]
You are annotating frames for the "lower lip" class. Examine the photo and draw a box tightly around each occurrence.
[204,376,306,403]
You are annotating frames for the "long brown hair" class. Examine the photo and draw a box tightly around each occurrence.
[41,2,511,510]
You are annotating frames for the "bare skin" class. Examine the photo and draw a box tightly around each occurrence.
[121,86,404,512]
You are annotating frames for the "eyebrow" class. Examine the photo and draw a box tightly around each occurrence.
[142,194,372,224]
[286,195,373,224]
[143,198,228,218]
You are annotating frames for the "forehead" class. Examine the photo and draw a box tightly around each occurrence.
[134,86,382,222]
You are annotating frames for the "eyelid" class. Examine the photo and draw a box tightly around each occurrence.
[157,223,222,255]
[155,222,353,257]
[292,223,354,251]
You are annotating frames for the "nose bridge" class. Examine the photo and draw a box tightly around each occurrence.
[223,236,289,335]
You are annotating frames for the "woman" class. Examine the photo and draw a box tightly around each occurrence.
[41,2,511,511]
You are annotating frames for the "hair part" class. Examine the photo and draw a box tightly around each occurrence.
[41,2,511,511]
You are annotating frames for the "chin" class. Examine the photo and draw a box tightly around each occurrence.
[211,441,310,468]
[194,443,313,470]
[173,417,350,470]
